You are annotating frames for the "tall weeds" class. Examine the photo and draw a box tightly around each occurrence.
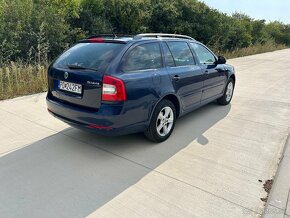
[218,42,287,59]
[0,62,48,100]
[0,21,50,100]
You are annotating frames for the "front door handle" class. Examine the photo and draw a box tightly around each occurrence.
[172,75,180,81]
[204,70,209,75]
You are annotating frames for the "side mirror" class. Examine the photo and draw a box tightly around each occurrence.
[217,56,226,64]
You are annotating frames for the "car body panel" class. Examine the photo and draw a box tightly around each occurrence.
[200,64,227,101]
[48,67,103,109]
[166,65,204,111]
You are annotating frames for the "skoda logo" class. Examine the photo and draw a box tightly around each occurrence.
[64,72,69,79]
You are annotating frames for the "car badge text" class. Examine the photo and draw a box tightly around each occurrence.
[87,81,100,86]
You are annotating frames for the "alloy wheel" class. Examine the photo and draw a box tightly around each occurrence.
[156,106,174,137]
[226,82,234,102]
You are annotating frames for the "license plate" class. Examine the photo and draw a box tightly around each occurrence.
[59,80,82,94]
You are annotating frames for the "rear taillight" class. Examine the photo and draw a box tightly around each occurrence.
[102,75,126,101]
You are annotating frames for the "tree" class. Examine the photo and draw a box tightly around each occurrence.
[0,0,289,63]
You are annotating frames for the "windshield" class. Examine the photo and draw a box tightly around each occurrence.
[53,43,125,70]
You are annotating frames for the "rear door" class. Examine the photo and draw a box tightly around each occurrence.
[190,42,227,101]
[48,42,125,109]
[118,42,166,123]
[164,41,203,111]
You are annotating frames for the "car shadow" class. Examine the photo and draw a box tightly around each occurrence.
[63,102,231,168]
[0,102,231,218]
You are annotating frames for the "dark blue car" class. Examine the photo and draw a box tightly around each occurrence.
[47,33,235,142]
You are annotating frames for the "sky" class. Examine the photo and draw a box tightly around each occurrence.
[201,0,290,24]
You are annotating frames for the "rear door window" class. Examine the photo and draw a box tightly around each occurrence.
[53,43,125,70]
[121,43,162,72]
[162,42,175,67]
[166,41,195,66]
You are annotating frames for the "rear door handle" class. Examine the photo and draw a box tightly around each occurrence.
[204,70,209,75]
[172,75,180,81]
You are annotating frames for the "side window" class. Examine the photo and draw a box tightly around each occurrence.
[121,43,162,72]
[190,43,216,65]
[166,41,195,66]
[162,43,175,67]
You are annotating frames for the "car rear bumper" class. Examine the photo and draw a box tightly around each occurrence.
[46,94,147,136]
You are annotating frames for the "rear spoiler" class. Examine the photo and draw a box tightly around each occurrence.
[78,34,132,44]
[78,38,128,44]
[88,34,134,39]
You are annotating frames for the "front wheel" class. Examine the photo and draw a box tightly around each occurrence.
[144,99,176,142]
[217,78,235,105]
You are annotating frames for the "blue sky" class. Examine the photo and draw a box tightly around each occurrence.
[201,0,290,24]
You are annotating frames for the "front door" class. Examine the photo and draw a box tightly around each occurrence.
[190,42,227,102]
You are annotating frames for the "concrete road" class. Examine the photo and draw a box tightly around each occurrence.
[0,49,290,218]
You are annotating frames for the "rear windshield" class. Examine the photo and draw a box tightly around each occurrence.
[53,43,125,70]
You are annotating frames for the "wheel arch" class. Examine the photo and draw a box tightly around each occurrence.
[162,94,181,118]
[229,74,236,85]
[149,93,181,124]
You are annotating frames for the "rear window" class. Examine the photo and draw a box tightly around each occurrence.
[53,43,125,70]
[121,43,162,72]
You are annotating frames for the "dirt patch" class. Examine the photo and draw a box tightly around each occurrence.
[263,179,273,193]
[260,179,273,202]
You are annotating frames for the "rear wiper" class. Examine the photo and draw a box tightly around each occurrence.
[67,64,98,71]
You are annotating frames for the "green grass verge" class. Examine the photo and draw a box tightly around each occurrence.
[219,42,287,59]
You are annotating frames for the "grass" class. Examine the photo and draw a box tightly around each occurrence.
[0,62,48,100]
[0,43,288,100]
[219,42,287,59]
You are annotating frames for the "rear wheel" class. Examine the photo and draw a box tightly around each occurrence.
[145,100,176,142]
[217,78,235,105]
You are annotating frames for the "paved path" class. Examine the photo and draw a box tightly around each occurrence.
[264,136,290,218]
[0,49,290,218]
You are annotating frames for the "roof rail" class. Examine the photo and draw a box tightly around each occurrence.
[134,33,195,40]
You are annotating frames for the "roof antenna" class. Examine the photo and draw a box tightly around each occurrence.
[111,27,117,39]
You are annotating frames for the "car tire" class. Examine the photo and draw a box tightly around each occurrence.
[144,99,176,142]
[217,78,235,105]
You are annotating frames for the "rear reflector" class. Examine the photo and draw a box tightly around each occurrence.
[102,75,126,101]
[88,124,112,130]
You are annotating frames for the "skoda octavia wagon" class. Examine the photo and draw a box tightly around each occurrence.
[47,33,235,142]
